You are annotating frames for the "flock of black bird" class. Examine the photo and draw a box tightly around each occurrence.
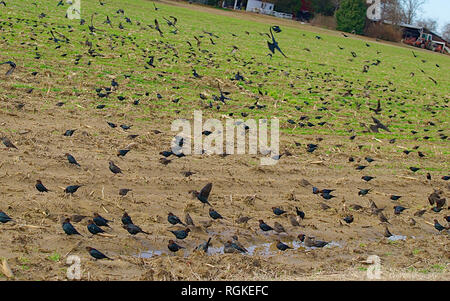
[0,0,448,265]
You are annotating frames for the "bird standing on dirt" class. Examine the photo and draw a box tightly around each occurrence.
[121,212,133,225]
[258,220,274,232]
[393,206,407,215]
[170,228,190,240]
[273,221,287,233]
[168,240,184,252]
[65,185,82,194]
[0,210,13,223]
[272,207,286,216]
[62,218,82,236]
[209,208,223,220]
[87,219,105,235]
[93,213,112,228]
[184,213,195,226]
[434,219,448,232]
[1,136,17,149]
[109,161,122,174]
[35,180,49,192]
[65,153,80,166]
[123,223,150,235]
[168,212,187,226]
[86,247,113,260]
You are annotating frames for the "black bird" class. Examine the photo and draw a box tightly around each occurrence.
[434,219,447,232]
[362,176,375,182]
[35,180,49,192]
[372,117,390,132]
[393,206,407,215]
[0,210,13,223]
[107,122,117,128]
[170,228,190,239]
[1,136,18,149]
[409,167,420,173]
[358,188,371,196]
[63,129,76,136]
[87,220,105,235]
[276,240,293,251]
[123,223,150,235]
[117,149,130,157]
[154,18,163,36]
[119,188,132,196]
[65,185,82,194]
[62,218,82,236]
[65,153,80,166]
[120,124,132,131]
[267,26,287,58]
[192,69,201,78]
[258,220,273,232]
[321,192,336,200]
[0,61,16,76]
[390,195,402,201]
[168,212,186,226]
[343,215,354,224]
[93,213,112,228]
[442,176,450,181]
[295,207,305,219]
[272,207,286,216]
[86,247,113,260]
[209,208,223,220]
[109,161,122,174]
[190,183,213,206]
[147,56,155,68]
[168,240,185,252]
[369,100,382,114]
[121,212,133,225]
[356,165,367,171]
[384,226,393,237]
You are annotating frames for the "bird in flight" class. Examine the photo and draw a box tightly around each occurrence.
[266,26,287,58]
[1,61,16,76]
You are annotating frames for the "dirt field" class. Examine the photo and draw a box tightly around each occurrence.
[0,0,449,281]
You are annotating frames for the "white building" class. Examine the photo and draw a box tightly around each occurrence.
[246,0,274,15]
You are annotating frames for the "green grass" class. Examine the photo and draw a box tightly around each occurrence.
[0,0,448,164]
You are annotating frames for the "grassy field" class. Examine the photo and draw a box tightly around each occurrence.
[0,0,448,281]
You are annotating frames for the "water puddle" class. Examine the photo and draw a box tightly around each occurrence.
[387,234,407,241]
[138,239,342,258]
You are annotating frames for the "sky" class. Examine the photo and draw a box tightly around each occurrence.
[419,0,450,34]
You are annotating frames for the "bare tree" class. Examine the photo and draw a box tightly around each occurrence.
[415,18,437,32]
[401,0,426,25]
[442,23,450,41]
[381,0,405,25]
